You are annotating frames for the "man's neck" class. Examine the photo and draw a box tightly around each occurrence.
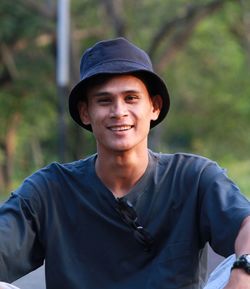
[95,148,149,198]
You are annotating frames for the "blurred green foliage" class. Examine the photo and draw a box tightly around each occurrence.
[0,0,249,197]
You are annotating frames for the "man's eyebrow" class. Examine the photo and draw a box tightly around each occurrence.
[91,89,141,97]
[91,91,112,97]
[122,89,142,95]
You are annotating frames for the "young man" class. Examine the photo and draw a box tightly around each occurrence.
[0,38,250,289]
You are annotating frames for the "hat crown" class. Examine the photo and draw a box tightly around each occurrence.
[79,38,153,79]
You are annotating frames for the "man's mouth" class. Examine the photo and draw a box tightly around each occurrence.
[108,125,133,132]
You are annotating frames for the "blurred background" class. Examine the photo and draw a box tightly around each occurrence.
[0,0,249,198]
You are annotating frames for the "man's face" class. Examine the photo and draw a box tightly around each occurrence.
[78,74,162,154]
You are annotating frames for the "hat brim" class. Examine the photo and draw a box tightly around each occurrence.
[68,66,170,132]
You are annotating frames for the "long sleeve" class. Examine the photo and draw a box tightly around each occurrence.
[0,192,44,282]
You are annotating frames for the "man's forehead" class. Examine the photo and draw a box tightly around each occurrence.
[86,74,149,97]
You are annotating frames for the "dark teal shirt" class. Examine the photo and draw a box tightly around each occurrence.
[0,151,249,289]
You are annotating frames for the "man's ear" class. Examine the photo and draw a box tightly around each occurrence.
[151,95,162,121]
[78,101,90,125]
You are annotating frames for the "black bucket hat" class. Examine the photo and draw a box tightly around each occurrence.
[68,37,170,131]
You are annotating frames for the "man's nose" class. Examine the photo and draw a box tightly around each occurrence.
[110,100,128,118]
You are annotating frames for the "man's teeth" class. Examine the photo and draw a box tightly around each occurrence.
[110,125,132,131]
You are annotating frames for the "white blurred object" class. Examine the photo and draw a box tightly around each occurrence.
[0,255,235,289]
[0,283,20,289]
[204,254,236,289]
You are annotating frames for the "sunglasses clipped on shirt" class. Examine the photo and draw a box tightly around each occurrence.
[115,198,154,252]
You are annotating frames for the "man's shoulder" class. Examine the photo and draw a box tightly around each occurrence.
[14,154,97,196]
[149,151,222,181]
[33,153,96,177]
[4,154,98,213]
[50,153,96,173]
[150,150,215,167]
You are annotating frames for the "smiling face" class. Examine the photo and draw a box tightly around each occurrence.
[78,74,162,155]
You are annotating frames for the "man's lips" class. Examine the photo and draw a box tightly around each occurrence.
[107,125,134,131]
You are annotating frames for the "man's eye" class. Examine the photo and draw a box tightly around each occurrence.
[98,98,111,104]
[126,95,139,101]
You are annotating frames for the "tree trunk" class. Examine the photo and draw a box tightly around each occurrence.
[240,0,250,66]
[0,113,21,194]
